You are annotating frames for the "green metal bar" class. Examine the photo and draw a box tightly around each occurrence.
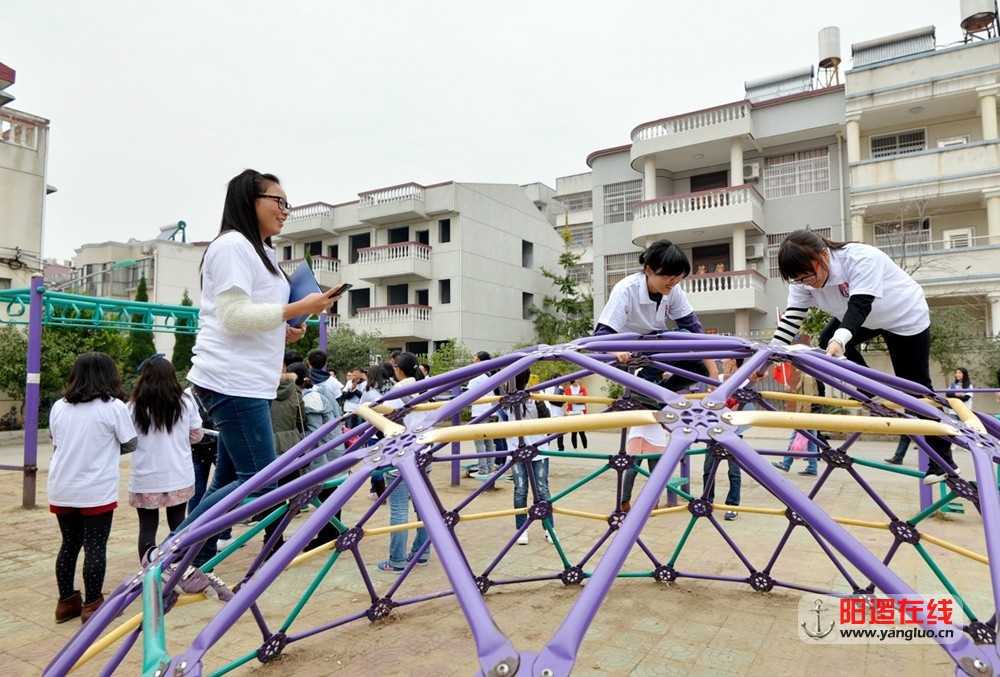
[667,515,700,567]
[279,550,343,632]
[912,542,978,622]
[140,564,170,677]
[548,464,612,503]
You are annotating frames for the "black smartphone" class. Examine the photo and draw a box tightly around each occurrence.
[330,283,353,297]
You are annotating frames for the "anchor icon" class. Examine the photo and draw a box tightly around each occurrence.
[801,599,836,639]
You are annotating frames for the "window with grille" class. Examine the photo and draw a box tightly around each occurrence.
[873,218,930,258]
[568,263,593,285]
[870,129,926,159]
[603,180,642,224]
[766,227,832,279]
[559,192,593,212]
[563,224,593,248]
[604,252,641,290]
[763,148,830,199]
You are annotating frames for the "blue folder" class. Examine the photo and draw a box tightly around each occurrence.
[287,261,324,327]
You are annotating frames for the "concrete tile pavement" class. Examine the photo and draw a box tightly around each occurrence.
[0,428,990,675]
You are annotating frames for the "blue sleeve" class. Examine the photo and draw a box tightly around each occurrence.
[592,323,618,336]
[674,312,704,334]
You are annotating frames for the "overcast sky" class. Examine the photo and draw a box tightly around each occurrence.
[6,0,966,263]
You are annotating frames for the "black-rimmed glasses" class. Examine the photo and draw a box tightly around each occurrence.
[257,194,292,211]
[791,272,818,285]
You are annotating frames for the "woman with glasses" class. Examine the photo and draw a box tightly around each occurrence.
[772,229,957,485]
[151,170,342,599]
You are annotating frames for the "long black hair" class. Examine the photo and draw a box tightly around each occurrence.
[62,352,127,404]
[953,366,970,389]
[209,169,283,277]
[395,351,423,381]
[131,356,184,435]
[777,229,851,282]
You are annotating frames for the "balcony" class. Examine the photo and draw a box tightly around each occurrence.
[631,185,765,246]
[875,235,1000,299]
[278,256,342,288]
[851,141,1000,208]
[353,304,431,340]
[630,102,754,171]
[356,242,432,282]
[282,202,336,238]
[358,183,427,224]
[681,270,769,314]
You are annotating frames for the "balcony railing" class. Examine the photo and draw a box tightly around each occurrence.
[287,202,335,222]
[357,242,431,265]
[0,111,39,150]
[680,270,769,313]
[355,304,431,324]
[632,185,765,245]
[631,102,751,143]
[358,183,425,207]
[278,256,341,276]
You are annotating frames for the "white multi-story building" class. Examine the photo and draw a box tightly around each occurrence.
[0,62,51,290]
[551,172,594,293]
[583,10,1000,340]
[276,180,565,356]
[845,21,1000,335]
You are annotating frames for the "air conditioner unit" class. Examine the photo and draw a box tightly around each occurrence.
[745,242,765,260]
[943,227,975,249]
[743,162,760,181]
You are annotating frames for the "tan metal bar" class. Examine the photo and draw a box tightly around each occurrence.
[354,403,407,438]
[947,397,987,434]
[722,410,957,436]
[417,410,660,444]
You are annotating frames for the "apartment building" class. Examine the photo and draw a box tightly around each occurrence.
[588,69,847,337]
[276,180,565,356]
[845,22,1000,335]
[0,62,50,290]
[584,10,1000,339]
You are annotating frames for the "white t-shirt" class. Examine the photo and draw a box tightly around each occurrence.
[785,244,928,336]
[597,272,695,334]
[468,372,495,418]
[188,231,290,399]
[627,423,667,447]
[48,398,137,507]
[127,394,201,494]
[505,399,546,449]
[547,384,565,417]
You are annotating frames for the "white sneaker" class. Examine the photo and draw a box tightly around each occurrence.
[543,530,553,544]
[923,467,960,486]
[516,530,529,545]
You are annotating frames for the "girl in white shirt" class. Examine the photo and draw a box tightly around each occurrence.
[49,352,137,624]
[128,356,203,561]
[771,229,957,484]
[159,170,342,596]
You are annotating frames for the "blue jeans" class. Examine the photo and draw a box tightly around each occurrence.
[779,430,819,473]
[171,388,277,568]
[474,437,496,474]
[702,454,741,506]
[621,457,661,505]
[513,458,551,530]
[387,472,429,568]
[188,453,231,540]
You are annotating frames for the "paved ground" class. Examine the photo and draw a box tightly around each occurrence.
[0,427,991,676]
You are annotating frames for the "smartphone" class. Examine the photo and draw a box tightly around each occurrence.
[330,283,353,297]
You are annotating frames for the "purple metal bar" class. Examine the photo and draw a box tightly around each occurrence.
[21,274,43,508]
[318,311,328,351]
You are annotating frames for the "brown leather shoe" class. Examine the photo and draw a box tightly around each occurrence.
[80,594,105,624]
[55,590,82,623]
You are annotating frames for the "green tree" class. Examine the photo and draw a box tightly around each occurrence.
[127,274,157,371]
[799,308,832,345]
[171,289,196,374]
[528,228,593,345]
[324,325,387,378]
[428,340,474,376]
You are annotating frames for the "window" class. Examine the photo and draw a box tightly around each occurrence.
[522,240,534,268]
[388,227,409,244]
[603,179,642,224]
[415,289,429,306]
[604,252,641,290]
[282,245,292,260]
[349,233,370,263]
[766,228,831,278]
[870,129,925,159]
[416,229,429,246]
[568,263,593,285]
[763,148,830,199]
[562,224,593,248]
[348,287,370,316]
[559,192,592,212]
[943,227,975,249]
[937,135,970,148]
[690,170,728,192]
[0,277,11,290]
[387,283,408,305]
[522,292,534,321]
[874,218,930,258]
[439,279,451,304]
[306,241,323,257]
[439,219,451,243]
[326,244,339,260]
